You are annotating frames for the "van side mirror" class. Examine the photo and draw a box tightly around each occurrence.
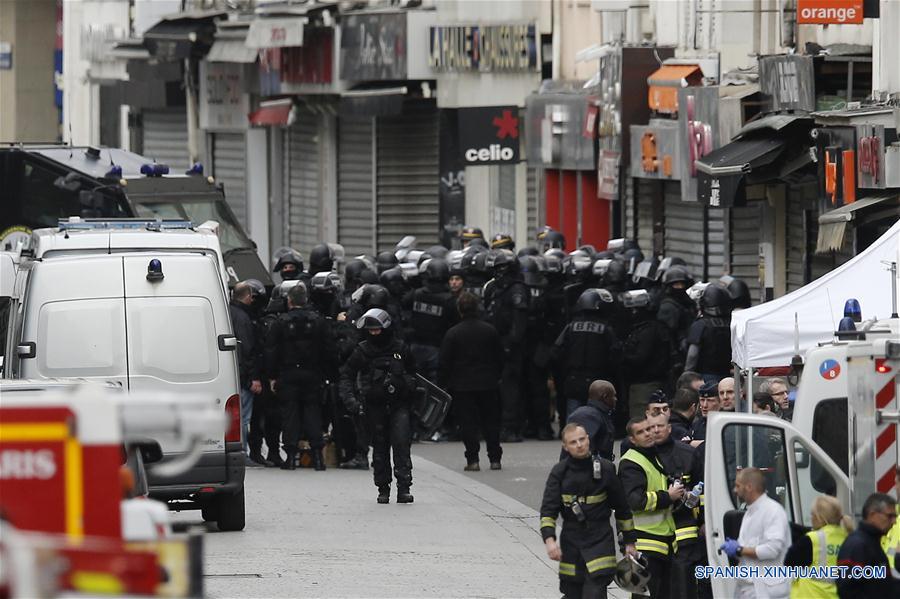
[16,342,35,359]
[135,439,164,464]
[218,334,237,351]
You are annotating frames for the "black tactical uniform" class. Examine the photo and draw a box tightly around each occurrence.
[483,250,530,442]
[265,289,337,470]
[622,289,673,421]
[656,433,708,599]
[552,289,621,418]
[404,259,455,383]
[541,455,637,599]
[248,284,288,467]
[543,249,570,426]
[657,266,696,384]
[520,255,554,440]
[685,284,733,381]
[339,309,418,503]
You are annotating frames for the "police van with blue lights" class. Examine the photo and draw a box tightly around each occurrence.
[1,218,248,531]
[0,144,271,288]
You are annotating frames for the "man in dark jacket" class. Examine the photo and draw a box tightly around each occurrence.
[689,382,720,443]
[565,380,617,462]
[837,492,900,598]
[439,292,504,471]
[229,282,262,461]
[541,423,637,599]
[669,387,698,443]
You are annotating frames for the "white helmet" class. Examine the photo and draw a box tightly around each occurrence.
[614,554,650,594]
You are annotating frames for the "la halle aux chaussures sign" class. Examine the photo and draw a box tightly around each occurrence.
[458,106,521,166]
[797,0,864,24]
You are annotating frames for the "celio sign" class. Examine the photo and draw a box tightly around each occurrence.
[797,0,864,24]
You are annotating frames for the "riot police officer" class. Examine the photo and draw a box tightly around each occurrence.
[483,250,530,443]
[459,226,485,247]
[273,249,305,282]
[490,232,515,252]
[404,258,455,383]
[340,308,417,504]
[520,255,554,440]
[657,266,696,385]
[375,250,399,275]
[552,289,622,423]
[621,289,673,421]
[685,284,733,383]
[265,283,338,471]
[537,226,566,252]
[308,243,335,276]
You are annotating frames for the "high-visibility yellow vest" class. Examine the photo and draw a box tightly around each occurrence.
[620,449,675,551]
[881,504,900,565]
[790,524,847,599]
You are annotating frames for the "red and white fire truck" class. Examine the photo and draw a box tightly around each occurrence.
[0,381,224,597]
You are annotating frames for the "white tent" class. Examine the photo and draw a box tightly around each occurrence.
[731,219,900,369]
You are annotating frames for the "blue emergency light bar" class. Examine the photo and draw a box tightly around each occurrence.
[140,163,170,177]
[57,218,195,232]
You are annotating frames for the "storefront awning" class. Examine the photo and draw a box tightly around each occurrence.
[816,194,900,253]
[207,38,257,63]
[143,12,223,61]
[695,138,785,207]
[246,17,307,49]
[339,86,408,117]
[647,64,703,88]
[248,99,295,126]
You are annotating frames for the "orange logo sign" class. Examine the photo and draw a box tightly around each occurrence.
[797,0,864,24]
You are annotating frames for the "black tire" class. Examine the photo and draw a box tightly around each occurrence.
[215,488,245,532]
[200,504,218,522]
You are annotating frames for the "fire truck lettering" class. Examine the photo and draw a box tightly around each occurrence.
[0,449,57,479]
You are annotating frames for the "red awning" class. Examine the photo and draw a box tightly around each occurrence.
[248,100,293,126]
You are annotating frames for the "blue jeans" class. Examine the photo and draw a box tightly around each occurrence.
[240,387,254,452]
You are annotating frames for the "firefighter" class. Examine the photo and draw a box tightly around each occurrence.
[618,416,683,599]
[541,423,637,599]
[339,308,417,504]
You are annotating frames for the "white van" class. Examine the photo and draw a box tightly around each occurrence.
[1,218,246,531]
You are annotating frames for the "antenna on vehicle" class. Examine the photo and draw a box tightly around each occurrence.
[883,260,898,318]
[788,312,803,385]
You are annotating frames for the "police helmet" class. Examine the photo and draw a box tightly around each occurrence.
[622,248,645,275]
[424,258,450,283]
[488,249,519,275]
[277,279,301,298]
[359,268,379,285]
[364,284,392,309]
[272,248,304,277]
[537,227,566,251]
[244,278,266,297]
[308,244,335,274]
[578,244,598,259]
[620,289,651,309]
[655,256,688,281]
[615,554,651,594]
[344,259,370,287]
[375,251,399,274]
[380,266,406,291]
[563,251,593,277]
[519,255,545,287]
[632,258,658,284]
[699,283,732,317]
[687,281,710,303]
[517,247,540,257]
[425,245,449,260]
[604,259,628,285]
[460,226,484,242]
[356,307,392,330]
[490,233,515,251]
[662,265,693,286]
[574,288,615,313]
[468,237,489,250]
[310,271,342,293]
[543,248,566,274]
[592,259,612,278]
[719,275,751,310]
[595,250,615,260]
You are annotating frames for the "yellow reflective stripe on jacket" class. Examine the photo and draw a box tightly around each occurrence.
[616,518,635,532]
[621,449,675,537]
[632,510,668,528]
[644,491,658,511]
[541,516,556,529]
[561,492,607,505]
[559,562,577,577]
[675,526,700,542]
[635,538,671,555]
[586,555,617,574]
[792,524,847,599]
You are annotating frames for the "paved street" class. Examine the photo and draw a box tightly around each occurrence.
[171,440,629,598]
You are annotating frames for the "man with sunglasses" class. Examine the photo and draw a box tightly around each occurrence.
[837,492,900,597]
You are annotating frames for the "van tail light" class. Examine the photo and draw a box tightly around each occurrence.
[225,394,241,443]
[875,359,892,374]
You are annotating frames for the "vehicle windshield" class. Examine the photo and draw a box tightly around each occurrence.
[131,196,252,254]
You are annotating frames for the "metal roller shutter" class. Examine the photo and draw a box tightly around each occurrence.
[527,166,540,245]
[284,111,321,255]
[663,183,705,278]
[141,110,189,170]
[210,133,248,230]
[786,199,807,292]
[376,102,439,251]
[338,116,375,256]
[730,204,762,303]
[636,179,656,255]
[707,206,726,279]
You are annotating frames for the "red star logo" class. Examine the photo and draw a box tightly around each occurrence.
[492,109,519,140]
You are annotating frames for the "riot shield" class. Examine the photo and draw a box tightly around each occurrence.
[411,374,452,438]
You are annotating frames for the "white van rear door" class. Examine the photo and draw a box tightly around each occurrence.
[704,412,850,598]
[21,256,128,387]
[122,253,237,453]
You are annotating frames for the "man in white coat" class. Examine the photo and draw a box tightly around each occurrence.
[720,467,791,598]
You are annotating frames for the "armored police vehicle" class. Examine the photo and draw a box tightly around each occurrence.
[0,144,271,287]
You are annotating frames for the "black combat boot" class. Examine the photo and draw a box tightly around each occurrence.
[280,452,297,470]
[377,486,390,504]
[267,451,284,468]
[339,451,369,470]
[313,450,326,471]
[396,488,414,504]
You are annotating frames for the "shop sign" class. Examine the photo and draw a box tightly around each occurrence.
[678,86,719,202]
[246,17,306,49]
[199,61,249,130]
[597,150,620,200]
[797,0,864,24]
[457,106,521,165]
[340,13,407,80]
[856,123,885,189]
[429,24,537,73]
[758,55,815,113]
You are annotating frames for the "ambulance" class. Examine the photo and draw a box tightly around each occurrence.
[703,315,900,597]
[0,380,224,597]
[1,218,246,531]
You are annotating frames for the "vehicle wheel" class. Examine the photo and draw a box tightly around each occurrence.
[201,504,218,522]
[216,488,245,531]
